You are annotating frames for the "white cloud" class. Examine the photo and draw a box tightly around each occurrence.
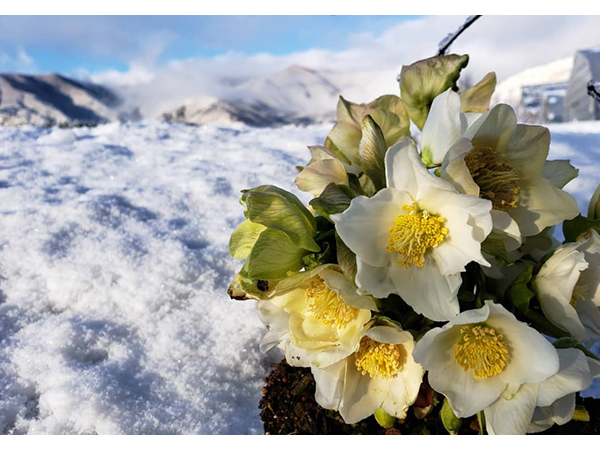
[85,16,600,118]
[0,46,36,73]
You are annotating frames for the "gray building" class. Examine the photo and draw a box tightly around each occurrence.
[564,49,600,122]
[520,83,567,124]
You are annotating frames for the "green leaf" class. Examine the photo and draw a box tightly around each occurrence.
[440,398,462,435]
[563,214,600,243]
[460,72,497,113]
[481,238,511,265]
[400,54,469,130]
[374,408,396,429]
[552,337,580,349]
[301,241,335,271]
[346,173,364,197]
[309,183,354,217]
[241,185,319,252]
[589,183,600,220]
[336,232,357,281]
[228,219,267,259]
[247,228,308,280]
[359,115,387,192]
[506,265,535,313]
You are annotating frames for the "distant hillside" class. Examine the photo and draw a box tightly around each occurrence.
[0,74,137,127]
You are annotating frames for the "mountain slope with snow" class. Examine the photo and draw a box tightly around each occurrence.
[0,74,133,127]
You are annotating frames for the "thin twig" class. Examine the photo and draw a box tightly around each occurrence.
[588,80,600,104]
[437,15,482,56]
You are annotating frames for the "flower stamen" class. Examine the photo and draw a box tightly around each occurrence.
[306,278,357,329]
[386,202,447,268]
[354,336,406,379]
[453,324,509,379]
[465,146,520,212]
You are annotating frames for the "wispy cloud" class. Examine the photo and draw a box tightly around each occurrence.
[0,46,36,73]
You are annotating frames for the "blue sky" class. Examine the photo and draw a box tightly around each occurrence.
[0,16,420,74]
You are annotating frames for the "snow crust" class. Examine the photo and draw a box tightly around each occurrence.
[0,121,598,434]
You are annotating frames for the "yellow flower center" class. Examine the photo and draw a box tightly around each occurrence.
[305,278,357,329]
[453,324,509,379]
[354,336,406,379]
[464,146,520,212]
[386,202,447,268]
[570,283,589,308]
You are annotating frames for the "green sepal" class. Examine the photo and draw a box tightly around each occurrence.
[309,183,354,217]
[246,228,309,280]
[506,265,535,314]
[563,214,600,243]
[552,337,580,349]
[359,115,387,192]
[481,238,512,265]
[374,408,396,429]
[241,185,319,252]
[228,219,267,259]
[459,72,497,113]
[336,232,357,282]
[301,241,336,271]
[440,397,462,435]
[400,54,469,130]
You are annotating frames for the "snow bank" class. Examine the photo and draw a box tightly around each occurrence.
[0,120,598,434]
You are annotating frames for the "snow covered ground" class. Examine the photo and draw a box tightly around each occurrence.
[0,120,599,435]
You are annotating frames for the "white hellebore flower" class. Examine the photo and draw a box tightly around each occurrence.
[257,265,374,368]
[485,348,600,435]
[441,104,579,251]
[413,301,560,420]
[311,321,424,424]
[534,229,600,344]
[420,89,481,167]
[332,139,492,321]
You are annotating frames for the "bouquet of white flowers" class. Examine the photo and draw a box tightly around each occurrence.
[228,54,600,435]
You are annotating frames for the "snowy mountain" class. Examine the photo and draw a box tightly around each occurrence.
[0,74,137,127]
[160,65,341,126]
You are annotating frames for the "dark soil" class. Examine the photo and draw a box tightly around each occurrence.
[259,359,600,435]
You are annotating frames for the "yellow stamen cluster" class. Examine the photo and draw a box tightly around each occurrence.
[306,278,357,329]
[453,324,509,379]
[465,146,520,212]
[386,202,447,268]
[354,336,406,379]
[570,283,589,308]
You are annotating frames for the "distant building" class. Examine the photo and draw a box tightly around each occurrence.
[520,83,567,124]
[564,49,600,122]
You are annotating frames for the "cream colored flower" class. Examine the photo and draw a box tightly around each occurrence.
[413,301,559,419]
[311,321,424,424]
[534,229,600,344]
[332,138,492,321]
[257,265,374,368]
[441,104,579,251]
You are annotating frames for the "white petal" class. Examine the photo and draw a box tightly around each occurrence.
[381,340,424,419]
[511,176,579,238]
[527,394,576,434]
[465,104,517,154]
[364,325,412,345]
[319,269,378,311]
[420,89,464,166]
[542,160,579,189]
[388,259,461,321]
[485,303,560,386]
[333,188,411,267]
[505,124,550,179]
[490,209,522,252]
[339,361,388,424]
[578,230,600,307]
[484,383,539,435]
[440,138,480,197]
[385,137,455,195]
[355,258,397,299]
[257,301,290,353]
[312,358,347,410]
[537,348,592,407]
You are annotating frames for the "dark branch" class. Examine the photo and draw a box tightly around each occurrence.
[588,80,600,104]
[438,15,482,56]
